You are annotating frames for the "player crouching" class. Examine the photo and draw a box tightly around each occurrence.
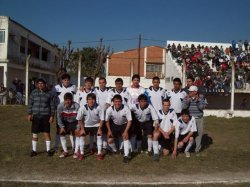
[57,93,80,158]
[105,94,132,163]
[172,109,197,158]
[152,99,177,161]
[76,93,104,161]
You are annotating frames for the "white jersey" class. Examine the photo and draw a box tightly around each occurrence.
[166,89,187,114]
[130,103,158,123]
[105,104,132,125]
[78,88,96,107]
[106,88,130,106]
[157,109,177,132]
[146,86,165,112]
[76,104,104,128]
[174,116,197,139]
[54,84,77,104]
[127,85,145,105]
[95,87,110,110]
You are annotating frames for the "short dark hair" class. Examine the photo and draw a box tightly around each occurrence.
[181,109,190,116]
[61,73,71,80]
[162,99,170,104]
[138,94,148,101]
[64,92,73,100]
[115,78,123,85]
[112,94,122,101]
[99,77,107,83]
[152,76,160,81]
[132,74,140,81]
[173,77,182,84]
[85,77,94,84]
[187,76,194,82]
[36,78,46,84]
[86,93,96,100]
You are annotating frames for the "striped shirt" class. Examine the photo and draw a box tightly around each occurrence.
[57,102,80,128]
[28,89,55,116]
[182,97,205,118]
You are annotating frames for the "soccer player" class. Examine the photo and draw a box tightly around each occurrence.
[77,77,96,106]
[57,93,80,158]
[105,94,132,163]
[106,78,130,107]
[130,94,159,154]
[146,76,166,112]
[127,74,145,152]
[165,78,187,117]
[182,85,206,153]
[76,93,104,160]
[28,78,55,157]
[183,76,194,94]
[172,109,197,158]
[54,73,77,152]
[95,77,110,151]
[152,99,177,161]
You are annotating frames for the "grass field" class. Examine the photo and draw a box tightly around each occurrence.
[0,106,250,187]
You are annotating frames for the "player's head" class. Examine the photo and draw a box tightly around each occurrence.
[112,94,123,109]
[188,85,198,97]
[99,77,107,89]
[64,92,73,107]
[36,78,46,90]
[138,94,148,108]
[115,78,123,90]
[61,73,71,87]
[181,109,190,123]
[132,74,140,87]
[173,78,182,90]
[84,77,94,89]
[186,76,194,88]
[86,93,96,107]
[152,76,160,88]
[162,99,171,112]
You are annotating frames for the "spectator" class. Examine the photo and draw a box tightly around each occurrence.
[13,77,24,104]
[0,84,7,105]
[244,40,249,51]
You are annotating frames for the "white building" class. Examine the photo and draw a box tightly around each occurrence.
[0,16,60,89]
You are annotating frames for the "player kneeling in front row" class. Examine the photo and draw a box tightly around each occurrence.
[106,94,132,163]
[130,94,159,154]
[57,92,80,158]
[76,93,104,160]
[152,99,177,161]
[172,109,197,158]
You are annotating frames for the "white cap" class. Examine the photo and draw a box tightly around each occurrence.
[188,85,198,92]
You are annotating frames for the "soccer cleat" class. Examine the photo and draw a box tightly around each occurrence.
[185,151,191,158]
[30,151,38,157]
[78,154,84,161]
[89,148,96,155]
[146,150,153,156]
[152,154,160,162]
[59,152,68,158]
[47,150,54,157]
[123,156,129,164]
[73,153,79,159]
[97,154,104,161]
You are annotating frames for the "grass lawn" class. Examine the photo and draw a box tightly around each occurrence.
[0,106,250,186]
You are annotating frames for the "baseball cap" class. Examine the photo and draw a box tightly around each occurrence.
[188,85,198,92]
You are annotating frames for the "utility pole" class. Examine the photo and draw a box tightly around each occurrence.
[138,34,141,75]
[67,40,71,61]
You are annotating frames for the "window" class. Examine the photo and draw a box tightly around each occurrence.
[146,63,164,79]
[20,37,26,54]
[0,30,5,43]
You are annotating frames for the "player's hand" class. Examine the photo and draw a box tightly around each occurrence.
[97,127,102,136]
[163,132,169,139]
[172,150,177,159]
[107,130,113,138]
[122,130,129,140]
[79,128,86,136]
[75,129,80,136]
[27,115,33,121]
[49,116,54,123]
[183,137,188,143]
[60,127,65,134]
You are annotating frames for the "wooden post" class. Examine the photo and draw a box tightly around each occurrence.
[25,54,31,106]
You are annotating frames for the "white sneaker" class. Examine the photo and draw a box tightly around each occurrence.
[185,152,191,158]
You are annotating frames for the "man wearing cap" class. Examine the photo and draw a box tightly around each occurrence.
[182,85,206,153]
[28,78,55,157]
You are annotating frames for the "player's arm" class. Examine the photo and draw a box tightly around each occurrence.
[27,92,34,121]
[57,104,65,133]
[182,131,193,144]
[172,124,180,159]
[105,108,113,138]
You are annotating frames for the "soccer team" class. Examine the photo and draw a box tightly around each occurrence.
[28,74,206,163]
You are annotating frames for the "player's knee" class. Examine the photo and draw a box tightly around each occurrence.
[163,149,169,156]
[153,132,160,140]
[32,133,38,140]
[178,142,183,148]
[108,138,114,144]
[189,137,194,142]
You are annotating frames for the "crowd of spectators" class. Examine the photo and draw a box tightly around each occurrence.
[167,40,250,94]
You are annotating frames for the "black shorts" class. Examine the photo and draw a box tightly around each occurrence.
[32,115,50,133]
[60,123,77,135]
[136,120,154,139]
[101,121,108,134]
[178,133,189,142]
[160,134,174,150]
[84,127,99,136]
[110,121,128,139]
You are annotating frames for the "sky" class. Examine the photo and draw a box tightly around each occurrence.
[0,0,250,52]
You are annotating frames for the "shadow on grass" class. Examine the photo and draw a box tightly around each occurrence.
[201,133,213,151]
